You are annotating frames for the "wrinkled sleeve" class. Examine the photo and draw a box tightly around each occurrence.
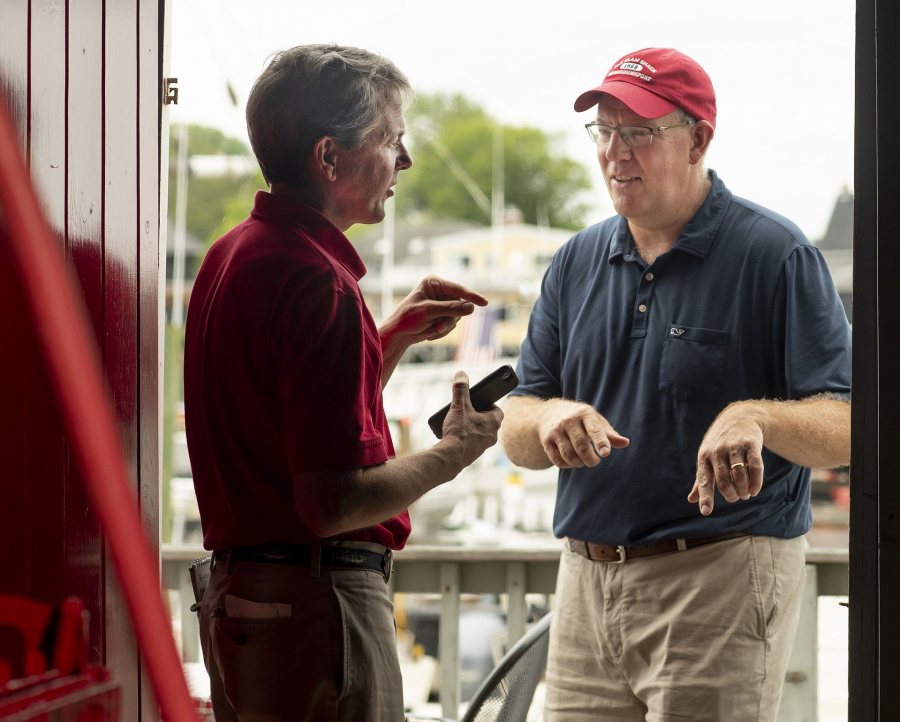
[780,245,852,399]
[513,257,564,400]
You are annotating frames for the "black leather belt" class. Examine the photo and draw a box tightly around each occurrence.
[214,543,393,581]
[568,532,748,563]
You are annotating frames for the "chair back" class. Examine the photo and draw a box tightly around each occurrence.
[461,611,552,722]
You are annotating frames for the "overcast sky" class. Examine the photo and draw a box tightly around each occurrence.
[169,0,855,241]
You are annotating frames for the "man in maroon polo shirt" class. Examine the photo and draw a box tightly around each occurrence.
[183,44,503,722]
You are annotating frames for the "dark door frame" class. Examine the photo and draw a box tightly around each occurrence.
[851,0,900,718]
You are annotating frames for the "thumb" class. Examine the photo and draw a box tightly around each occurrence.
[608,429,630,448]
[451,371,471,408]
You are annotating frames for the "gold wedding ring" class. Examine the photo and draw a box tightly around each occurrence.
[730,462,746,470]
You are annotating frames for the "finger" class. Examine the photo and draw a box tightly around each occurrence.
[746,451,765,497]
[691,462,715,515]
[427,299,477,319]
[554,438,585,467]
[727,454,751,499]
[588,426,631,459]
[567,427,602,467]
[542,439,575,469]
[426,277,489,305]
[712,457,740,502]
[423,317,458,340]
[583,420,611,458]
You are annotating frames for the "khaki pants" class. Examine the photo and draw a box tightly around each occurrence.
[199,558,404,722]
[545,535,806,722]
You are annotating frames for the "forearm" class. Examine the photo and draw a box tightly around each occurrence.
[378,326,409,387]
[499,396,554,469]
[294,438,471,538]
[734,394,851,468]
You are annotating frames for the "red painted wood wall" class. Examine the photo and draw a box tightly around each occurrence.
[0,2,164,720]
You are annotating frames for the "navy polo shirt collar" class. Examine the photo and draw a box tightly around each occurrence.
[250,190,368,281]
[609,169,732,263]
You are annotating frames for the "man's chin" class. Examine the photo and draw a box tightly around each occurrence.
[350,209,386,228]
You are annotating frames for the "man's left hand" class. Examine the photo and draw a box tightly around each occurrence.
[688,402,765,516]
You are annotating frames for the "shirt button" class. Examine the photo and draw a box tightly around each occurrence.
[645,272,654,282]
[638,304,648,313]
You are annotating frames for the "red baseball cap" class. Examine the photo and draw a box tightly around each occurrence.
[574,47,717,128]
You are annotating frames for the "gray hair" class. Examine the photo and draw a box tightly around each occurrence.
[246,44,413,185]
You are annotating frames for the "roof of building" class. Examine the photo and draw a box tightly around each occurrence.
[816,187,853,251]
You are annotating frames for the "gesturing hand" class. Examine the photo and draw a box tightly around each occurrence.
[537,399,629,469]
[440,371,504,466]
[688,403,765,516]
[380,275,488,347]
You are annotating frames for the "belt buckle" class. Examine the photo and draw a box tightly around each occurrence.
[614,545,628,564]
[382,550,393,581]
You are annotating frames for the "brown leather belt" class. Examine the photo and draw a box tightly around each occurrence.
[567,532,748,563]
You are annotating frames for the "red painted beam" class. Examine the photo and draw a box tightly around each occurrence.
[0,96,198,722]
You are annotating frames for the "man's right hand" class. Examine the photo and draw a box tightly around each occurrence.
[439,371,503,466]
[536,399,629,469]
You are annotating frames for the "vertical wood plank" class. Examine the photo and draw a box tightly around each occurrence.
[0,0,29,150]
[65,0,106,674]
[103,1,143,720]
[0,226,30,593]
[138,1,164,719]
[23,0,71,620]
[0,0,32,598]
[439,563,461,719]
[505,561,527,645]
[30,0,67,232]
[138,0,163,555]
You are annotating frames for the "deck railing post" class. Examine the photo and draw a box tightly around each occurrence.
[439,562,461,718]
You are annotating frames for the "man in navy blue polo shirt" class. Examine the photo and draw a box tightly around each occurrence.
[500,47,851,722]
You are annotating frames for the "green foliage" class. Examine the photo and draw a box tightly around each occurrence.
[168,124,250,156]
[167,124,265,254]
[399,93,592,230]
[167,98,593,265]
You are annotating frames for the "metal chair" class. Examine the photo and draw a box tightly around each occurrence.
[411,610,551,722]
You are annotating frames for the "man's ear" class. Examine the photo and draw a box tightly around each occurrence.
[311,136,339,181]
[689,121,714,164]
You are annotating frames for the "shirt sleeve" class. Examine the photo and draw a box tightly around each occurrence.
[779,245,852,399]
[270,272,389,474]
[513,258,564,400]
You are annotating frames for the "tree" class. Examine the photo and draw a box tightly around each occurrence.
[398,93,592,229]
[167,124,265,263]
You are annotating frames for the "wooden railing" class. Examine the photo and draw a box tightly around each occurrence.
[161,543,848,720]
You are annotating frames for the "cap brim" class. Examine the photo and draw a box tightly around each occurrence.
[574,82,679,118]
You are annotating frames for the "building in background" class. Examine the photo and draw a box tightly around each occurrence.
[356,210,573,362]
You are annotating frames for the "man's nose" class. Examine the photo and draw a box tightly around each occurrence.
[603,132,631,162]
[398,144,413,170]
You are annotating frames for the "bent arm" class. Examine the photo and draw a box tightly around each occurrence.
[689,393,850,516]
[742,393,851,468]
[294,371,502,538]
[500,396,555,469]
[293,439,473,538]
[500,394,629,470]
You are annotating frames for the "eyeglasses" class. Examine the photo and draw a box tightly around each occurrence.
[584,119,696,148]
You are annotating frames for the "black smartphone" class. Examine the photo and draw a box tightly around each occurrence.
[427,364,519,438]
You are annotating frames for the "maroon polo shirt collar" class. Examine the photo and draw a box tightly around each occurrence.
[249,190,368,281]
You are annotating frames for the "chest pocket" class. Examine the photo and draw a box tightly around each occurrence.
[658,325,730,401]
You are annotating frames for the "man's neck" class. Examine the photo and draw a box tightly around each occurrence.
[629,172,712,264]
